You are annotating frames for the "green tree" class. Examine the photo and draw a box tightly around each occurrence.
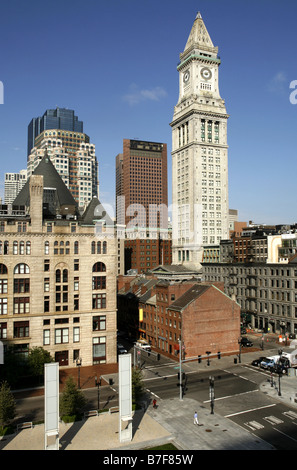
[0,381,16,432]
[27,347,54,377]
[59,377,86,420]
[132,367,144,405]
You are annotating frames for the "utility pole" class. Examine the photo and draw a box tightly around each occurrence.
[179,339,182,400]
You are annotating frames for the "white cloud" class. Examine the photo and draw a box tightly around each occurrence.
[267,71,287,93]
[123,84,167,106]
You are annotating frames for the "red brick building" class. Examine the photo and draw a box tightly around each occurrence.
[117,274,240,361]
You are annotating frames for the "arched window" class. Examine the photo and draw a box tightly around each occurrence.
[26,241,31,255]
[0,264,7,275]
[56,269,61,283]
[13,241,18,255]
[63,269,68,283]
[44,241,49,255]
[14,263,30,274]
[4,241,9,255]
[91,241,95,254]
[74,241,79,254]
[103,241,107,254]
[97,241,101,254]
[19,241,25,255]
[92,262,106,273]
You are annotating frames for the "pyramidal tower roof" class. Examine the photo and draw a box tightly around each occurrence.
[13,154,77,211]
[181,11,218,58]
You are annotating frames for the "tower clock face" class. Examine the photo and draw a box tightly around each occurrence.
[201,67,212,80]
[183,70,190,83]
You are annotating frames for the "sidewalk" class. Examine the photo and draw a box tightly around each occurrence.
[1,347,296,451]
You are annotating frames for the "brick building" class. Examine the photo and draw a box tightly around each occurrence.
[117,273,240,360]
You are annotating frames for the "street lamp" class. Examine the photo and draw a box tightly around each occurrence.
[278,349,283,397]
[209,376,215,414]
[238,338,242,363]
[95,375,101,411]
[76,357,82,388]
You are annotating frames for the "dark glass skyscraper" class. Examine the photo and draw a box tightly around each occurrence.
[27,107,83,157]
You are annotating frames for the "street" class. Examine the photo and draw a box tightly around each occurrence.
[13,335,297,450]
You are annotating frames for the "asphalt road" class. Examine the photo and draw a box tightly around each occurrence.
[13,336,297,450]
[141,355,297,450]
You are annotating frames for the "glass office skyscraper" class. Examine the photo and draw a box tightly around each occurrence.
[27,107,83,157]
[27,107,98,207]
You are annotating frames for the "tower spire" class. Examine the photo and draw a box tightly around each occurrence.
[182,11,218,57]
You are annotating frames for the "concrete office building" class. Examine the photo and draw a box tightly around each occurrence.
[116,139,171,273]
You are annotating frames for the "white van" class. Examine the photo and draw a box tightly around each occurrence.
[135,341,151,352]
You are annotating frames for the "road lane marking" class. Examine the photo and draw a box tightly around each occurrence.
[264,416,284,425]
[274,427,297,443]
[203,388,259,404]
[224,403,276,418]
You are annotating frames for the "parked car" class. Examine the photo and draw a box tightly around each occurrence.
[240,337,253,347]
[117,343,127,354]
[251,356,266,367]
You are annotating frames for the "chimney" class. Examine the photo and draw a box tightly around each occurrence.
[30,174,43,232]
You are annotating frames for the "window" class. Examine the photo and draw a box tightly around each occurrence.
[92,276,106,290]
[0,322,7,339]
[26,241,31,255]
[92,293,106,309]
[0,298,7,315]
[14,279,30,293]
[0,279,7,294]
[14,297,30,314]
[14,263,30,274]
[93,315,106,331]
[73,326,80,343]
[55,328,69,344]
[74,277,79,291]
[14,321,29,338]
[92,262,106,272]
[93,336,106,364]
[43,329,50,345]
[0,264,7,275]
[44,241,49,255]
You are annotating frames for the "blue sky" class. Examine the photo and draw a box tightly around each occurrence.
[0,0,297,225]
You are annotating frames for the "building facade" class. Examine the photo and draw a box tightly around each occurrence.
[116,139,171,274]
[203,229,297,336]
[118,274,240,361]
[4,170,27,204]
[170,12,229,270]
[27,107,98,208]
[0,156,117,372]
[27,107,83,158]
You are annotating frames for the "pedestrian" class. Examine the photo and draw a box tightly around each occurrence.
[153,399,157,409]
[194,411,199,425]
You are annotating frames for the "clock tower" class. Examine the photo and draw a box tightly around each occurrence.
[170,12,229,270]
